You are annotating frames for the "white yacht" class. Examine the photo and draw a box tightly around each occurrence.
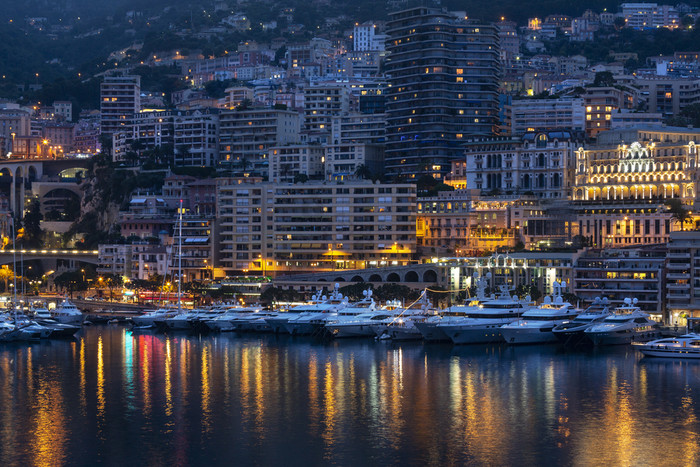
[51,299,85,325]
[438,285,531,345]
[552,297,612,345]
[204,306,261,332]
[416,273,489,342]
[500,281,578,345]
[371,293,437,341]
[584,298,661,345]
[162,308,209,331]
[635,334,700,359]
[284,285,348,335]
[324,289,380,338]
[132,308,179,328]
[265,294,326,333]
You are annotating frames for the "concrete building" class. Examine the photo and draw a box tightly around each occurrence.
[384,7,501,180]
[173,109,219,166]
[216,179,416,275]
[665,231,700,323]
[634,76,700,117]
[100,73,141,135]
[353,22,386,51]
[330,113,385,145]
[621,3,679,29]
[573,126,700,247]
[507,98,585,135]
[268,144,326,182]
[324,143,384,180]
[0,109,31,156]
[303,83,350,132]
[583,87,636,138]
[219,108,301,176]
[573,246,666,318]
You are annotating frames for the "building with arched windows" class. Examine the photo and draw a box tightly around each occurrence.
[464,130,581,199]
[573,126,700,247]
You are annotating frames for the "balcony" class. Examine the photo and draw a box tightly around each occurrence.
[667,283,690,290]
[668,252,691,259]
[666,273,690,280]
[666,292,691,300]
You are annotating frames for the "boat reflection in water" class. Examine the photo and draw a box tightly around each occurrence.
[0,326,699,465]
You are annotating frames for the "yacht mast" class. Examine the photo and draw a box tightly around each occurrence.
[177,199,183,311]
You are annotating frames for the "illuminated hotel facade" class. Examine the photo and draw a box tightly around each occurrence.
[573,127,700,247]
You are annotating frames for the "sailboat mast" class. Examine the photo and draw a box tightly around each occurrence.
[178,199,183,311]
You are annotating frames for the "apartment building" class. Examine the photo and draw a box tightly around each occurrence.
[219,108,301,176]
[506,98,585,135]
[665,231,700,323]
[268,144,326,182]
[217,179,416,275]
[330,113,386,145]
[100,73,141,135]
[634,76,700,116]
[303,83,350,132]
[324,143,384,180]
[583,87,636,137]
[384,7,501,179]
[573,246,666,318]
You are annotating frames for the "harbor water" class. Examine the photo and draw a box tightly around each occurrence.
[0,326,699,466]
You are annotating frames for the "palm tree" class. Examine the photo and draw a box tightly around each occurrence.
[354,164,373,180]
[667,199,694,231]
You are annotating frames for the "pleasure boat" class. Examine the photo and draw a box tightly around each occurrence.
[552,297,612,345]
[634,334,700,358]
[584,298,661,345]
[415,272,489,342]
[437,286,531,345]
[500,281,579,345]
[284,285,349,335]
[162,308,209,331]
[324,289,381,338]
[265,294,327,333]
[204,306,262,332]
[371,293,438,341]
[131,308,180,329]
[51,299,85,325]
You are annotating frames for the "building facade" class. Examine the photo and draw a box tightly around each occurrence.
[384,7,501,179]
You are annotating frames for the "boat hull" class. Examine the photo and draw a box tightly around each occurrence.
[586,328,662,346]
[325,323,376,338]
[500,326,558,345]
[414,322,450,342]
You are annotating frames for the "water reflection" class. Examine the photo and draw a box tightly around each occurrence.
[0,328,698,465]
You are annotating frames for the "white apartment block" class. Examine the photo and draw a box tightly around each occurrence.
[216,179,416,275]
[621,3,679,29]
[324,143,384,180]
[507,98,585,135]
[268,144,326,182]
[303,84,350,132]
[219,108,301,175]
[330,113,386,145]
[100,73,140,135]
[353,23,386,51]
[173,110,220,166]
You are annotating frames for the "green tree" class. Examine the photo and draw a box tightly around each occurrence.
[22,199,43,247]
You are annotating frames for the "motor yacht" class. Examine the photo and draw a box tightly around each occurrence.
[437,285,531,344]
[371,293,437,341]
[634,334,700,358]
[500,281,579,345]
[51,299,85,325]
[131,308,180,329]
[265,294,327,333]
[162,308,209,331]
[284,285,349,335]
[552,297,611,345]
[584,298,661,345]
[415,273,489,342]
[324,289,381,338]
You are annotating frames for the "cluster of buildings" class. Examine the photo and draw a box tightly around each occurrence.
[4,5,700,325]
